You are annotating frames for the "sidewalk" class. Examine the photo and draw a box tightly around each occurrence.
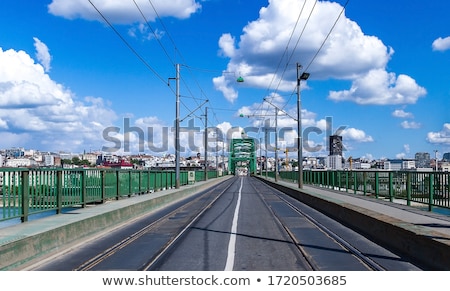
[259,177,450,270]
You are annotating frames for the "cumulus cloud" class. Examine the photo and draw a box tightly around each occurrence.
[213,0,425,106]
[0,46,117,152]
[328,69,426,105]
[341,128,373,142]
[427,123,450,145]
[48,0,201,24]
[33,37,52,72]
[432,36,450,52]
[401,120,421,129]
[235,94,373,155]
[392,109,413,118]
[218,33,236,58]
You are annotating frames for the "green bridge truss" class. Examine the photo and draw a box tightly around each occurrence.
[228,138,257,175]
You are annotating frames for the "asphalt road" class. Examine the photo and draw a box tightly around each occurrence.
[32,176,421,271]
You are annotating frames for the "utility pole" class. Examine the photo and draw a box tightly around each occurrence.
[260,137,263,176]
[216,128,219,175]
[297,63,310,189]
[204,107,208,181]
[170,64,181,189]
[275,108,278,182]
[265,126,268,179]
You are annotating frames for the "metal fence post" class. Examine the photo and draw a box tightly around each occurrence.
[128,171,132,197]
[116,170,120,200]
[375,171,379,199]
[406,172,411,206]
[389,172,394,202]
[428,172,434,212]
[101,170,106,203]
[363,172,367,196]
[345,171,349,193]
[56,170,62,214]
[20,171,29,223]
[81,170,87,208]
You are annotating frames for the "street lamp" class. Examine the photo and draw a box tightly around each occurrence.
[434,150,438,171]
[168,64,181,189]
[297,63,309,189]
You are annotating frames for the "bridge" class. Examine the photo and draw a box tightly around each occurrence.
[0,158,450,271]
[228,138,257,175]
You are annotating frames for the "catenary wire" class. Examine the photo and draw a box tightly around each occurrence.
[88,0,168,86]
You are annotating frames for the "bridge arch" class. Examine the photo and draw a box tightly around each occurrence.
[228,138,256,175]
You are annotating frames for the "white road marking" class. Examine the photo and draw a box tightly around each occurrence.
[224,177,243,271]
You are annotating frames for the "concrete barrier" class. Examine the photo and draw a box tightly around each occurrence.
[0,176,232,270]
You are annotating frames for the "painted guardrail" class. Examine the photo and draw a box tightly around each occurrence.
[0,168,221,223]
[261,170,450,211]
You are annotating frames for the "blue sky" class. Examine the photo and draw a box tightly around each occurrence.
[0,0,449,160]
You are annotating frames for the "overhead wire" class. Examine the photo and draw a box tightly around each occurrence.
[304,0,350,72]
[246,0,350,144]
[88,0,168,86]
[92,0,215,125]
[132,0,176,66]
[251,0,317,138]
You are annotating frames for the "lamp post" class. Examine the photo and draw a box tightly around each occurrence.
[434,150,438,171]
[297,63,310,189]
[204,107,208,181]
[169,64,181,189]
[275,108,279,182]
[240,101,296,181]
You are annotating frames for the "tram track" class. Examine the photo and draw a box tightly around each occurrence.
[31,175,420,271]
[140,177,238,271]
[248,177,386,271]
[74,177,237,271]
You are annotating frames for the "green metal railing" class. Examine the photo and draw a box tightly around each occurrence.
[0,168,223,223]
[263,170,450,212]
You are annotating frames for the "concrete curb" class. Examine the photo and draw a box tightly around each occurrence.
[0,176,231,270]
[258,177,450,270]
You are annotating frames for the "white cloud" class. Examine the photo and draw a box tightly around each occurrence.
[396,152,406,159]
[218,33,236,58]
[128,23,165,40]
[392,109,413,118]
[427,123,450,145]
[0,46,117,152]
[212,75,238,103]
[0,118,8,129]
[0,47,71,108]
[48,0,201,24]
[0,132,31,149]
[33,37,52,72]
[432,36,450,52]
[214,0,425,106]
[401,120,421,129]
[328,69,426,105]
[403,144,410,154]
[341,128,373,142]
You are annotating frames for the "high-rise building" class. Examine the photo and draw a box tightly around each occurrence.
[443,152,450,161]
[329,135,343,156]
[415,152,431,168]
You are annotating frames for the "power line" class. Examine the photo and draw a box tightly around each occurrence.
[265,0,308,94]
[304,0,350,72]
[253,0,317,123]
[88,0,168,85]
[132,0,175,66]
[144,1,217,124]
[255,0,350,124]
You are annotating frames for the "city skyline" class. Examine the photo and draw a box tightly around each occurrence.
[0,1,449,160]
